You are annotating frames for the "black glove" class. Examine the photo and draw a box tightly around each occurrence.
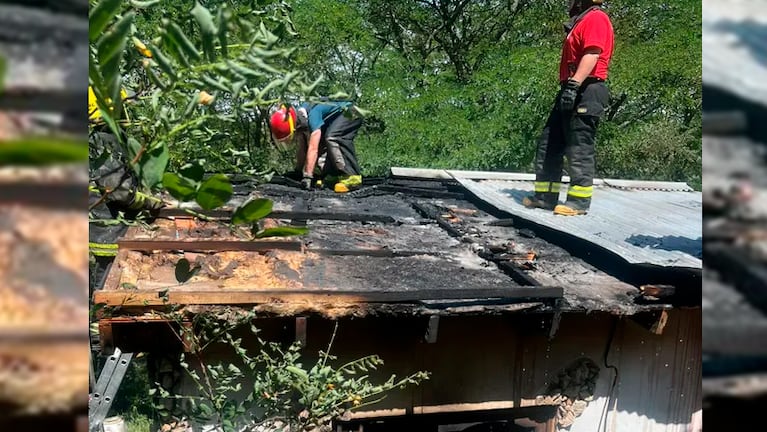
[300,176,313,190]
[284,170,303,181]
[558,78,581,112]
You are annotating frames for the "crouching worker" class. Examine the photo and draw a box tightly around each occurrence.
[269,100,363,193]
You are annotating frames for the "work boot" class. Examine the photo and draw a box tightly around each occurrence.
[333,175,362,193]
[553,203,588,216]
[522,194,557,210]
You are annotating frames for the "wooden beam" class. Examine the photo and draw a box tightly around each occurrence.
[0,88,82,112]
[158,208,397,223]
[93,287,564,307]
[307,248,439,258]
[118,239,303,252]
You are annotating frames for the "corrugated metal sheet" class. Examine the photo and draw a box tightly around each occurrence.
[450,175,702,269]
[703,0,767,107]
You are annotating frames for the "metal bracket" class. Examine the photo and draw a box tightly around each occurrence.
[89,347,133,432]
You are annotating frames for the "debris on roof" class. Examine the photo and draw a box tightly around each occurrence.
[0,166,89,414]
[392,168,702,270]
[95,172,699,329]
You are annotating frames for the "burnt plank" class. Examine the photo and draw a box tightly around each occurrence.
[375,185,465,199]
[118,239,303,252]
[307,248,439,258]
[411,202,463,238]
[93,287,564,307]
[497,261,542,287]
[0,89,82,112]
[158,208,396,223]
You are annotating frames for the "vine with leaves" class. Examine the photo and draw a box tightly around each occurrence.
[150,310,429,432]
[89,1,427,430]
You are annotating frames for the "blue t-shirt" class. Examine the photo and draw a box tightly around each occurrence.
[300,101,352,132]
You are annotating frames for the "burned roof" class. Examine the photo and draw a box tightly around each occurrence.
[94,172,700,322]
[0,165,89,414]
[436,170,702,269]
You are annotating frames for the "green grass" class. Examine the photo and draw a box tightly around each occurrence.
[124,412,152,432]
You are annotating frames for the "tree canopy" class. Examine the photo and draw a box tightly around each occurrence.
[132,0,701,188]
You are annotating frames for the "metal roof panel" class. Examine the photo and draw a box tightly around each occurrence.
[451,176,702,269]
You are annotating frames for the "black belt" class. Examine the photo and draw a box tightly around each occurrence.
[560,77,605,86]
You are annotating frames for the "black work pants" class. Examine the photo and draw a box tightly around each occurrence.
[533,79,609,210]
[320,112,363,178]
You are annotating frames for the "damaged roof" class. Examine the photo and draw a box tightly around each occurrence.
[393,168,702,269]
[95,172,699,320]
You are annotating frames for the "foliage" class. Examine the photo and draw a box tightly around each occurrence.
[90,0,320,190]
[290,0,701,188]
[89,0,309,237]
[153,313,429,432]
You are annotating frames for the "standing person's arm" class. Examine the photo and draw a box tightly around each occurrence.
[570,47,601,84]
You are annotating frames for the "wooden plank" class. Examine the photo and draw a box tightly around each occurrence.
[411,202,463,238]
[118,239,303,252]
[93,287,564,307]
[0,328,89,341]
[0,182,87,209]
[157,208,397,223]
[0,88,82,112]
[307,248,439,258]
[374,185,465,199]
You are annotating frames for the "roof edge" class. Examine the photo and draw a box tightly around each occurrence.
[389,167,695,192]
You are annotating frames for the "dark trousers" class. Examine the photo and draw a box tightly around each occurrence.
[321,113,363,177]
[533,79,609,210]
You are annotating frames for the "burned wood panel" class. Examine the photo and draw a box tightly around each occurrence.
[0,170,89,414]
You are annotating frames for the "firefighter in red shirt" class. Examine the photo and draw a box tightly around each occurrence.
[523,0,613,216]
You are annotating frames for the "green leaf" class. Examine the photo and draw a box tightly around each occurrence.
[253,226,309,239]
[175,258,200,283]
[130,0,161,8]
[196,174,232,210]
[285,366,309,380]
[183,90,201,117]
[89,0,123,43]
[163,173,198,201]
[201,74,231,93]
[191,1,218,62]
[97,11,135,82]
[167,22,202,62]
[232,198,273,225]
[180,161,205,183]
[217,7,230,59]
[0,137,88,166]
[148,44,178,81]
[137,141,169,190]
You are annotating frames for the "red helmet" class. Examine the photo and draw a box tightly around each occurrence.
[270,105,297,141]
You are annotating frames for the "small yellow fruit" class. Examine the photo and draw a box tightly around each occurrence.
[198,91,214,105]
[132,37,152,58]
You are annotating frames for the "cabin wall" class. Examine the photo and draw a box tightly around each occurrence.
[173,309,701,431]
